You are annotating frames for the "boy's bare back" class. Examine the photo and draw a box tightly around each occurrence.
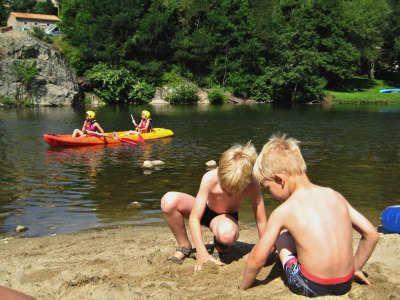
[273,183,354,279]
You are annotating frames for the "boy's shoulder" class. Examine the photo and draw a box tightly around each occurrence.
[283,186,342,210]
[203,168,218,179]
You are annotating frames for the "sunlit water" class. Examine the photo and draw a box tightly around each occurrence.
[0,104,399,237]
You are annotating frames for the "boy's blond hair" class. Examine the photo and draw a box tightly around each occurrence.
[254,134,307,182]
[218,142,257,194]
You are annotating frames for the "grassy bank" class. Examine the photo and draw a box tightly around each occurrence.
[325,77,400,104]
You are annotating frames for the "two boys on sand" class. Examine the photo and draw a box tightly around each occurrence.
[162,134,378,297]
[161,142,268,272]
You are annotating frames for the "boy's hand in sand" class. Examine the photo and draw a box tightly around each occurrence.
[194,255,224,274]
[354,270,372,286]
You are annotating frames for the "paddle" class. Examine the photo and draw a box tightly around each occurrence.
[130,113,137,127]
[86,130,142,145]
[114,131,145,144]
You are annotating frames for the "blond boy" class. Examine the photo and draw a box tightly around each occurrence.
[161,142,268,273]
[239,134,379,297]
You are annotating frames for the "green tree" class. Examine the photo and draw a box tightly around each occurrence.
[8,0,36,13]
[54,0,397,103]
[0,0,7,27]
[173,0,262,97]
[34,0,57,15]
[252,0,368,103]
[342,0,391,79]
[60,0,151,74]
[380,0,400,81]
[125,0,179,84]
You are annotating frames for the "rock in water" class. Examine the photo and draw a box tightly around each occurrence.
[206,160,217,167]
[16,225,27,232]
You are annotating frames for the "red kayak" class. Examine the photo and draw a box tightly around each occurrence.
[44,134,119,146]
[43,128,173,147]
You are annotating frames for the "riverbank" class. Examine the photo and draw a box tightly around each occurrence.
[325,77,400,104]
[1,224,399,299]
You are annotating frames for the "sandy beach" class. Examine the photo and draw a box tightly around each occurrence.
[0,223,399,300]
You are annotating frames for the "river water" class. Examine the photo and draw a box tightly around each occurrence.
[0,103,399,237]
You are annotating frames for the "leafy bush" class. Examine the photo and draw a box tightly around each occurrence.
[52,36,73,54]
[208,87,229,104]
[250,76,273,102]
[85,63,155,104]
[1,97,14,106]
[128,81,155,104]
[162,67,186,87]
[85,63,134,104]
[226,72,256,99]
[166,83,199,104]
[29,26,52,43]
[13,59,38,104]
[13,60,37,88]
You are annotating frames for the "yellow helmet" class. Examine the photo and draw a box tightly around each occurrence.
[86,110,95,120]
[142,110,150,119]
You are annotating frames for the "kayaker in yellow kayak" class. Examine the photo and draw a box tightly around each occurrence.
[72,110,104,137]
[126,110,153,135]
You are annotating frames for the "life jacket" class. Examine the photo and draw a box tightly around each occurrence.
[84,119,97,134]
[138,118,152,133]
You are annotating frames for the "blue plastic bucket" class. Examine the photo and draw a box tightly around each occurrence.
[380,206,400,233]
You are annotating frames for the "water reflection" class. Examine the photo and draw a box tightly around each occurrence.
[0,104,399,237]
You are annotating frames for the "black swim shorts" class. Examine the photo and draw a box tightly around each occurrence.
[284,256,354,297]
[200,205,239,228]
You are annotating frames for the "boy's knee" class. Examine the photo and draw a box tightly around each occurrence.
[276,230,296,252]
[160,192,178,212]
[215,221,238,245]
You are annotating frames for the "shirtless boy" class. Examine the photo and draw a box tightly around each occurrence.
[239,134,379,297]
[161,142,268,273]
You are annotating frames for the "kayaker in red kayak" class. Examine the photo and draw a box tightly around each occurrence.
[72,110,105,137]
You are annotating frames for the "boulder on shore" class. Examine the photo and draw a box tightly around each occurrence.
[0,31,81,106]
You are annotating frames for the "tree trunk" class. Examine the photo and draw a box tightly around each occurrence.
[369,60,375,79]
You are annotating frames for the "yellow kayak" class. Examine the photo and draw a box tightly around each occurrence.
[112,128,174,141]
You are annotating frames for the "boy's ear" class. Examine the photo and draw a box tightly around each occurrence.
[274,172,286,187]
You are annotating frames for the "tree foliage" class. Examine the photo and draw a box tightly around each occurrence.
[8,0,37,13]
[50,0,398,104]
[34,0,57,15]
[0,0,7,26]
[85,63,154,104]
[166,83,199,104]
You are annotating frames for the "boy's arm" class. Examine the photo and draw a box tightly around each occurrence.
[249,179,268,238]
[346,199,379,285]
[189,172,221,272]
[239,210,282,290]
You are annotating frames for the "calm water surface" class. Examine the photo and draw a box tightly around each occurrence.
[0,104,399,237]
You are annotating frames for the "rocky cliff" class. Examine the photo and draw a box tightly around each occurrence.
[0,31,81,106]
